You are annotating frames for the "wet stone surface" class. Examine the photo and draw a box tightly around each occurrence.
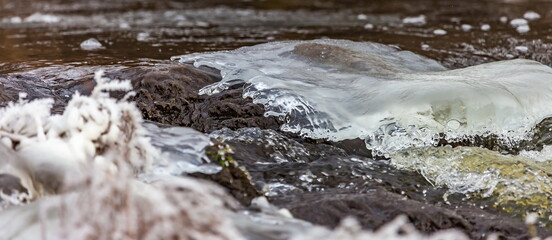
[0,58,551,238]
[2,0,552,238]
[209,127,552,239]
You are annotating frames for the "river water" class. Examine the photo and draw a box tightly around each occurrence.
[1,0,552,239]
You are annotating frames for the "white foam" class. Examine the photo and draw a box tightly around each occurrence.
[173,39,552,155]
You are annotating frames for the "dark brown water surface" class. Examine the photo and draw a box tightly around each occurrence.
[1,0,552,73]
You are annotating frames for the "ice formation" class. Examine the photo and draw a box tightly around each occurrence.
[173,39,552,155]
[80,38,104,51]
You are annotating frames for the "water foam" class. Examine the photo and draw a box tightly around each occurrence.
[391,146,552,216]
[173,39,552,155]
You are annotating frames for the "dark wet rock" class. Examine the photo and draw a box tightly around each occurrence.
[275,190,548,240]
[330,138,374,158]
[62,64,284,133]
[190,140,262,206]
[190,165,261,206]
[211,127,551,238]
[0,174,27,196]
[125,64,282,132]
[0,74,62,109]
[211,128,347,164]
[526,117,552,151]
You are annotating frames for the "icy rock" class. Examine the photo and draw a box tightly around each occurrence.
[363,23,374,30]
[523,11,541,20]
[80,38,104,51]
[516,24,530,34]
[510,18,529,27]
[356,14,367,21]
[510,18,530,34]
[515,46,529,53]
[480,24,490,31]
[461,24,472,31]
[137,32,150,42]
[8,17,22,24]
[24,13,60,23]
[402,15,426,25]
[433,29,447,35]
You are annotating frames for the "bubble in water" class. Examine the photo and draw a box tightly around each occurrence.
[447,120,461,130]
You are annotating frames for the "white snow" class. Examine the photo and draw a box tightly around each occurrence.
[421,44,430,50]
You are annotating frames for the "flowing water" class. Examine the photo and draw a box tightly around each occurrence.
[2,0,552,239]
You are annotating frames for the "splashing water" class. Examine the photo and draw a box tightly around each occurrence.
[391,146,552,218]
[173,39,552,156]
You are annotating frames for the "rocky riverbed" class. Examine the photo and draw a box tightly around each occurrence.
[2,0,552,239]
